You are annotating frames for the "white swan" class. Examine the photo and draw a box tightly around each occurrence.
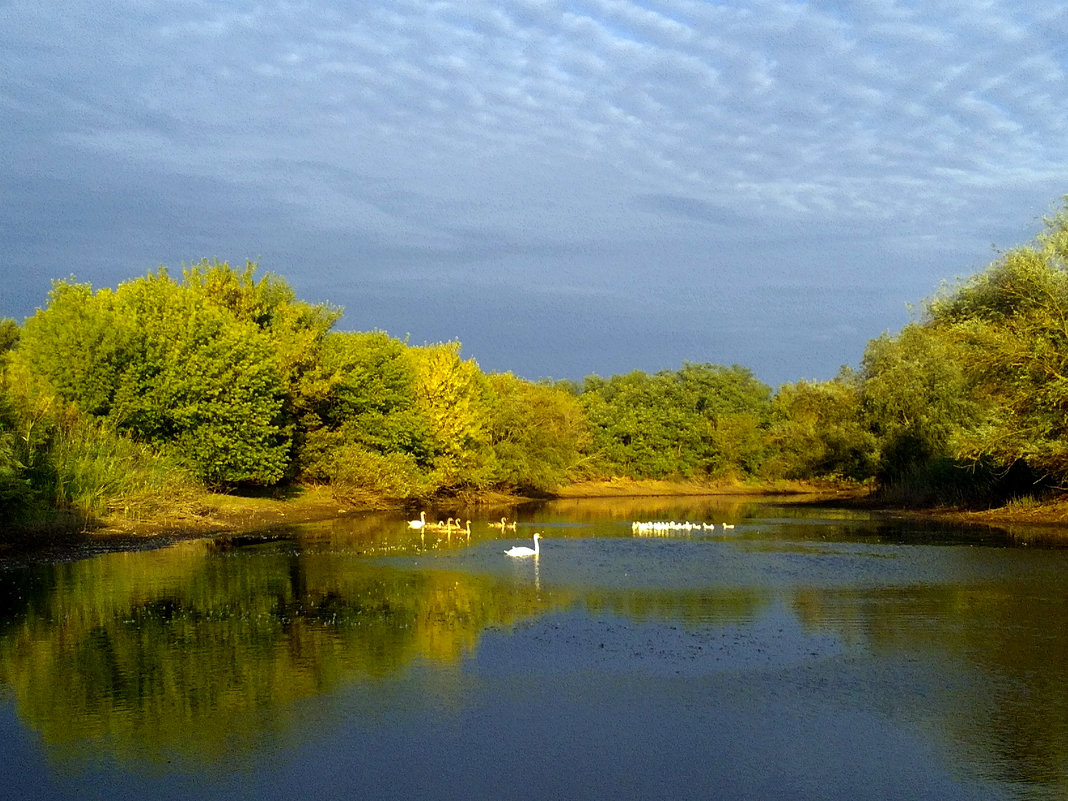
[505,533,540,557]
[408,511,427,530]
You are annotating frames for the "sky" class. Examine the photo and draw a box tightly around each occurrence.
[2,1,1066,388]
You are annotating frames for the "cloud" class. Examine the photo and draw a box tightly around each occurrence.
[2,0,1066,385]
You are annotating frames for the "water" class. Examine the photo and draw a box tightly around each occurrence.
[1,497,1067,800]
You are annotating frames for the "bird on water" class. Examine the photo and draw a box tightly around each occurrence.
[505,533,541,557]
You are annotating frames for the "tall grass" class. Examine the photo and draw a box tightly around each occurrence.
[48,411,197,523]
[330,445,429,506]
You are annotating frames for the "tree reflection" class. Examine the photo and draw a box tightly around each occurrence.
[0,539,552,764]
[0,513,1067,793]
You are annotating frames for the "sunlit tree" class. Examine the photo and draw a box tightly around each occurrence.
[766,372,876,481]
[486,373,591,492]
[410,342,496,490]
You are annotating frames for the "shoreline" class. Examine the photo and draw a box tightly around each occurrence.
[6,479,1068,559]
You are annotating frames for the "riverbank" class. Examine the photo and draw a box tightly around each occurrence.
[9,477,1068,550]
[553,476,867,500]
[56,478,862,541]
[99,477,865,537]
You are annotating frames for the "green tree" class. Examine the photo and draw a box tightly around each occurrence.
[0,318,19,355]
[410,342,495,491]
[925,202,1068,484]
[297,331,432,501]
[766,372,876,481]
[179,259,342,454]
[859,323,975,484]
[15,268,292,487]
[16,281,133,416]
[580,363,771,479]
[487,373,591,492]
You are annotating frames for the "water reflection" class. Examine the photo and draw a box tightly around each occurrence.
[0,500,1067,799]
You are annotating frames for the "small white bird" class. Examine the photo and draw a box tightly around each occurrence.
[408,511,427,530]
[505,533,541,557]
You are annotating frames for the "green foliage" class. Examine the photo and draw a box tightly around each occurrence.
[924,212,1068,484]
[0,362,194,524]
[580,363,772,479]
[17,281,134,416]
[0,361,60,518]
[15,263,302,488]
[308,331,431,458]
[411,342,497,491]
[330,446,427,505]
[16,199,1068,521]
[765,372,877,481]
[178,259,343,462]
[859,324,977,483]
[850,198,1068,502]
[296,330,434,500]
[487,373,591,492]
[0,381,30,515]
[49,411,197,521]
[0,318,19,355]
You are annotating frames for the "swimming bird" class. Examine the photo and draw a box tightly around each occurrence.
[505,533,541,557]
[408,511,427,530]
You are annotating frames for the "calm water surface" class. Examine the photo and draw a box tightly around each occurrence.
[2,497,1067,800]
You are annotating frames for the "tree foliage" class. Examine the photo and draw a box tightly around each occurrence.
[924,208,1068,483]
[15,263,304,487]
[765,372,876,481]
[859,324,977,483]
[486,373,591,492]
[410,342,496,491]
[296,330,432,500]
[580,363,772,479]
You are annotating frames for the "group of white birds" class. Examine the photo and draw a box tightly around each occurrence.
[408,512,539,556]
[632,520,735,534]
[407,513,737,559]
[406,511,472,537]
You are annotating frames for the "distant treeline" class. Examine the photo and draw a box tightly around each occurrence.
[3,199,1068,527]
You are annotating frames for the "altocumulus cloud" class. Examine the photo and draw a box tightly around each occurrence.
[1,0,1066,385]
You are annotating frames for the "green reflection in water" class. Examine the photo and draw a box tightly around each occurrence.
[0,534,556,765]
[1,500,1067,796]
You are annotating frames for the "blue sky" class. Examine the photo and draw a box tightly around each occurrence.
[2,1,1066,387]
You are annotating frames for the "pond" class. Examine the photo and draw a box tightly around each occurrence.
[1,496,1067,800]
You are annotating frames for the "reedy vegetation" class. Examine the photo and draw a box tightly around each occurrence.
[3,200,1068,528]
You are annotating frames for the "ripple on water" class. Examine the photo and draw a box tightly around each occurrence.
[476,602,843,679]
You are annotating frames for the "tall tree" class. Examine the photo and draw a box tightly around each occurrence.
[487,373,591,492]
[925,201,1068,484]
[580,363,772,479]
[15,267,293,487]
[766,372,876,480]
[410,342,495,490]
